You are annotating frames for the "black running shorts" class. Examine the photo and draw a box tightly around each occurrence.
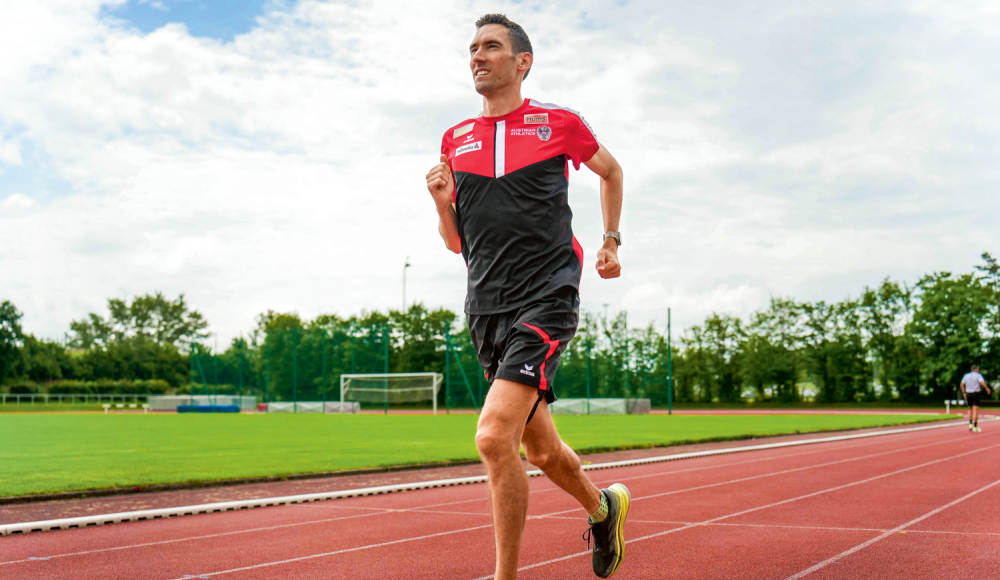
[966,391,981,407]
[467,286,579,404]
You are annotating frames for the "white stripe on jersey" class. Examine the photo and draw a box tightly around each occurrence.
[495,120,506,178]
[527,99,599,141]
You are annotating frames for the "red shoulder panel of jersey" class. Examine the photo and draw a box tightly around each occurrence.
[440,99,600,185]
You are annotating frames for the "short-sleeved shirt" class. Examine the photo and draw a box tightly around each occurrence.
[962,372,985,393]
[441,99,600,315]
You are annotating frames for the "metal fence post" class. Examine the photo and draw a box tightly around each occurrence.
[667,308,673,416]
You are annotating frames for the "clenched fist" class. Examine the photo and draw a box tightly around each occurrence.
[596,239,621,279]
[426,154,455,211]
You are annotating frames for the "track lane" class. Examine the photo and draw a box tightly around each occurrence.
[2,423,959,563]
[4,423,991,579]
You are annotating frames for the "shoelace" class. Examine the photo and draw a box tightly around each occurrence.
[583,522,605,550]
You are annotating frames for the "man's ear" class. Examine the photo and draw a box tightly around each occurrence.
[518,52,533,74]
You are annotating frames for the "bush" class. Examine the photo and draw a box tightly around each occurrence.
[4,379,172,395]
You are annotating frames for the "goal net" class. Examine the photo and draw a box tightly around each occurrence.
[340,373,443,414]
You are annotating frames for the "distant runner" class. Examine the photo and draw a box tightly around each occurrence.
[425,13,630,579]
[960,365,991,432]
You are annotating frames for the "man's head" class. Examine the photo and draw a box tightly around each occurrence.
[470,14,533,97]
[972,365,980,372]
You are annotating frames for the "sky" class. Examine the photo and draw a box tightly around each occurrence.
[1,0,999,348]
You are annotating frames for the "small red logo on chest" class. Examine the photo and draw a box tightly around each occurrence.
[524,113,549,124]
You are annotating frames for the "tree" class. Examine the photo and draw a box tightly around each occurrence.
[909,272,992,400]
[68,292,208,349]
[0,300,25,382]
[740,299,801,402]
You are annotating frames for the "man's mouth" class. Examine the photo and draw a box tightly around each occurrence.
[475,68,490,78]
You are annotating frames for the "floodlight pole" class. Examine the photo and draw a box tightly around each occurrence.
[586,322,592,415]
[293,328,299,414]
[384,322,390,415]
[667,308,673,416]
[403,257,411,312]
[321,330,327,414]
[624,311,630,414]
[444,326,451,415]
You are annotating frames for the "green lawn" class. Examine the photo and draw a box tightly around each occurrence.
[0,413,950,498]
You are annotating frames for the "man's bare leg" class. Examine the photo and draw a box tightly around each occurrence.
[522,400,601,513]
[475,379,540,580]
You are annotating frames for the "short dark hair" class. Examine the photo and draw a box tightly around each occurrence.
[972,365,980,371]
[475,13,533,81]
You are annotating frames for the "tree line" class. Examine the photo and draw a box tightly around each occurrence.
[2,252,997,405]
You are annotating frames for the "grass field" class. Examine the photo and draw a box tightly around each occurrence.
[0,413,951,498]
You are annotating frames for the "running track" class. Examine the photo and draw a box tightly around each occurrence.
[3,422,998,579]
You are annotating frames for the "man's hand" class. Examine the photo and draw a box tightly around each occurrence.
[426,154,455,211]
[596,239,621,279]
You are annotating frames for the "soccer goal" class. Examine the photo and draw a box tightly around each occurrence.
[340,372,444,414]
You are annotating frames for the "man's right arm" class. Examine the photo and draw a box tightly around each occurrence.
[426,153,462,254]
[437,203,461,254]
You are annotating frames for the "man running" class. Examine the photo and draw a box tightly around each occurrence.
[425,14,630,579]
[960,365,991,432]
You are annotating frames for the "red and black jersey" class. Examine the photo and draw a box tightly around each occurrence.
[441,98,600,315]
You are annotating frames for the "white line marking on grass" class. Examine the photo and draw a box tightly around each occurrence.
[469,438,1000,579]
[782,477,1000,579]
[0,428,974,567]
[0,419,968,536]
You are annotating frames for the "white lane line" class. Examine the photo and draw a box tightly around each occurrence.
[0,418,967,536]
[0,429,972,568]
[179,437,1000,580]
[470,439,1000,579]
[162,523,497,580]
[782,477,1000,579]
[531,432,978,521]
[534,516,1000,538]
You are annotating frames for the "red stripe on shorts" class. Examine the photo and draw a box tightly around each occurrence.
[521,323,559,392]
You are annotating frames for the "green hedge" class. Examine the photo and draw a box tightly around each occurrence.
[1,379,172,395]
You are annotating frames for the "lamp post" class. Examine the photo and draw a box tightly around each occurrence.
[402,257,411,311]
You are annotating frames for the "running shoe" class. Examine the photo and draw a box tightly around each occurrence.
[970,423,975,431]
[584,483,631,578]
[975,426,982,432]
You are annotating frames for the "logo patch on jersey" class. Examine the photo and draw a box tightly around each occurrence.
[524,113,549,124]
[536,126,552,141]
[510,128,536,136]
[453,122,475,138]
[455,141,482,156]
[520,364,536,378]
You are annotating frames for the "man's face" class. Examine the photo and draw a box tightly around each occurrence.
[469,24,524,96]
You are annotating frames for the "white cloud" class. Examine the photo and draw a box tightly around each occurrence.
[1,193,34,210]
[0,0,998,345]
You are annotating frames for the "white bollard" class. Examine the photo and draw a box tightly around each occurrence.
[946,401,950,415]
[103,404,110,414]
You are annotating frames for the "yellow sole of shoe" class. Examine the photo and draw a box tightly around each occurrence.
[606,483,631,577]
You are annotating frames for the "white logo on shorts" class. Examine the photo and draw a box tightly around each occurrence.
[520,363,536,377]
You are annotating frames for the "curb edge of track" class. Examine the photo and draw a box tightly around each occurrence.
[0,418,975,537]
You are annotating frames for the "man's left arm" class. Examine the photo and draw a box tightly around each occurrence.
[584,145,623,279]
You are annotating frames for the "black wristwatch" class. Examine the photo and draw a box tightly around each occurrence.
[603,231,622,246]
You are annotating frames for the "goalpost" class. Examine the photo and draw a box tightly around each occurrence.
[340,372,443,414]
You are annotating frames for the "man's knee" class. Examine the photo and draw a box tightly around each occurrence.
[476,426,518,464]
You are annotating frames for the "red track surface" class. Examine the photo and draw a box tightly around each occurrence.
[3,422,999,579]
